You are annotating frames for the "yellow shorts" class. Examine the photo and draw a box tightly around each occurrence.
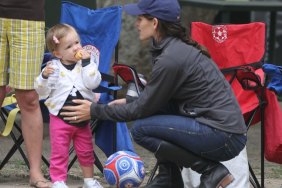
[0,18,45,90]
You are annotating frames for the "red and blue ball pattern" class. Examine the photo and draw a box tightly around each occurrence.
[104,151,145,188]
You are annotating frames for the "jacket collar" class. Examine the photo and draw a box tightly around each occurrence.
[151,36,173,51]
[150,37,174,64]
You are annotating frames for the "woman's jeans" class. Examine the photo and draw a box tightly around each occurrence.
[131,115,247,162]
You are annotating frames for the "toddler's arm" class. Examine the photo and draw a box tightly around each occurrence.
[81,55,102,90]
[34,61,54,99]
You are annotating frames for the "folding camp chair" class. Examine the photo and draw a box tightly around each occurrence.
[0,90,50,170]
[191,22,266,188]
[59,1,135,173]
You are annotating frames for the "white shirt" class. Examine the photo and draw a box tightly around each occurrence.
[35,58,101,116]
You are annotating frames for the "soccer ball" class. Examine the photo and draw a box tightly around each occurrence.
[103,151,146,188]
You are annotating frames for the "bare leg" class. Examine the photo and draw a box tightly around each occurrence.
[81,165,94,178]
[15,89,46,183]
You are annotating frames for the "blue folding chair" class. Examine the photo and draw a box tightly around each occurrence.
[263,64,282,96]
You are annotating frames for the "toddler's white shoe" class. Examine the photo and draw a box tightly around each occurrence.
[83,179,103,188]
[52,181,69,188]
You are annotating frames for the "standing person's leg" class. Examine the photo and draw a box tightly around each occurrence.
[182,147,249,188]
[16,90,46,182]
[7,19,49,187]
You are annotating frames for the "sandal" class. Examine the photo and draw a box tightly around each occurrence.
[30,180,52,188]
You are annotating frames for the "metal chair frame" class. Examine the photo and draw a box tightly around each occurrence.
[0,105,49,170]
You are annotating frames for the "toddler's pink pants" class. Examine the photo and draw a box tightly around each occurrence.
[49,114,94,182]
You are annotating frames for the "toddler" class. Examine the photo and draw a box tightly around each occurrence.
[35,23,103,188]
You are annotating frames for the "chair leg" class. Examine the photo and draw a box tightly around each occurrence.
[41,155,50,168]
[0,110,49,170]
[93,151,104,173]
[249,162,261,188]
[260,104,265,188]
[0,133,29,169]
[0,129,50,170]
[0,110,30,169]
[146,161,159,185]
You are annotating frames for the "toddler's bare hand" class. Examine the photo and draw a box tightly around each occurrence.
[75,49,90,60]
[42,61,56,78]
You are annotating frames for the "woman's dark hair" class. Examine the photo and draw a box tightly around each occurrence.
[143,15,210,58]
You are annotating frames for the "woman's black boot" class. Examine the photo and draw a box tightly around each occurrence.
[145,162,184,188]
[155,141,234,188]
[198,163,234,188]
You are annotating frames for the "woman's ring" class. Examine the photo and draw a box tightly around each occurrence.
[74,116,77,121]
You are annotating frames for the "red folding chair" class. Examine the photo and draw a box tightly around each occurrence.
[191,22,266,188]
[112,63,146,97]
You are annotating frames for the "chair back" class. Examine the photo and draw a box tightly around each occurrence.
[60,1,122,74]
[191,22,266,124]
[191,22,265,70]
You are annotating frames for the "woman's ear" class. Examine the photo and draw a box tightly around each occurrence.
[152,18,158,29]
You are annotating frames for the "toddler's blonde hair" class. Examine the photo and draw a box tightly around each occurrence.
[46,23,79,53]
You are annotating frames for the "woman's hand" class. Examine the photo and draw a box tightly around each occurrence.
[60,99,92,123]
[108,98,126,106]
